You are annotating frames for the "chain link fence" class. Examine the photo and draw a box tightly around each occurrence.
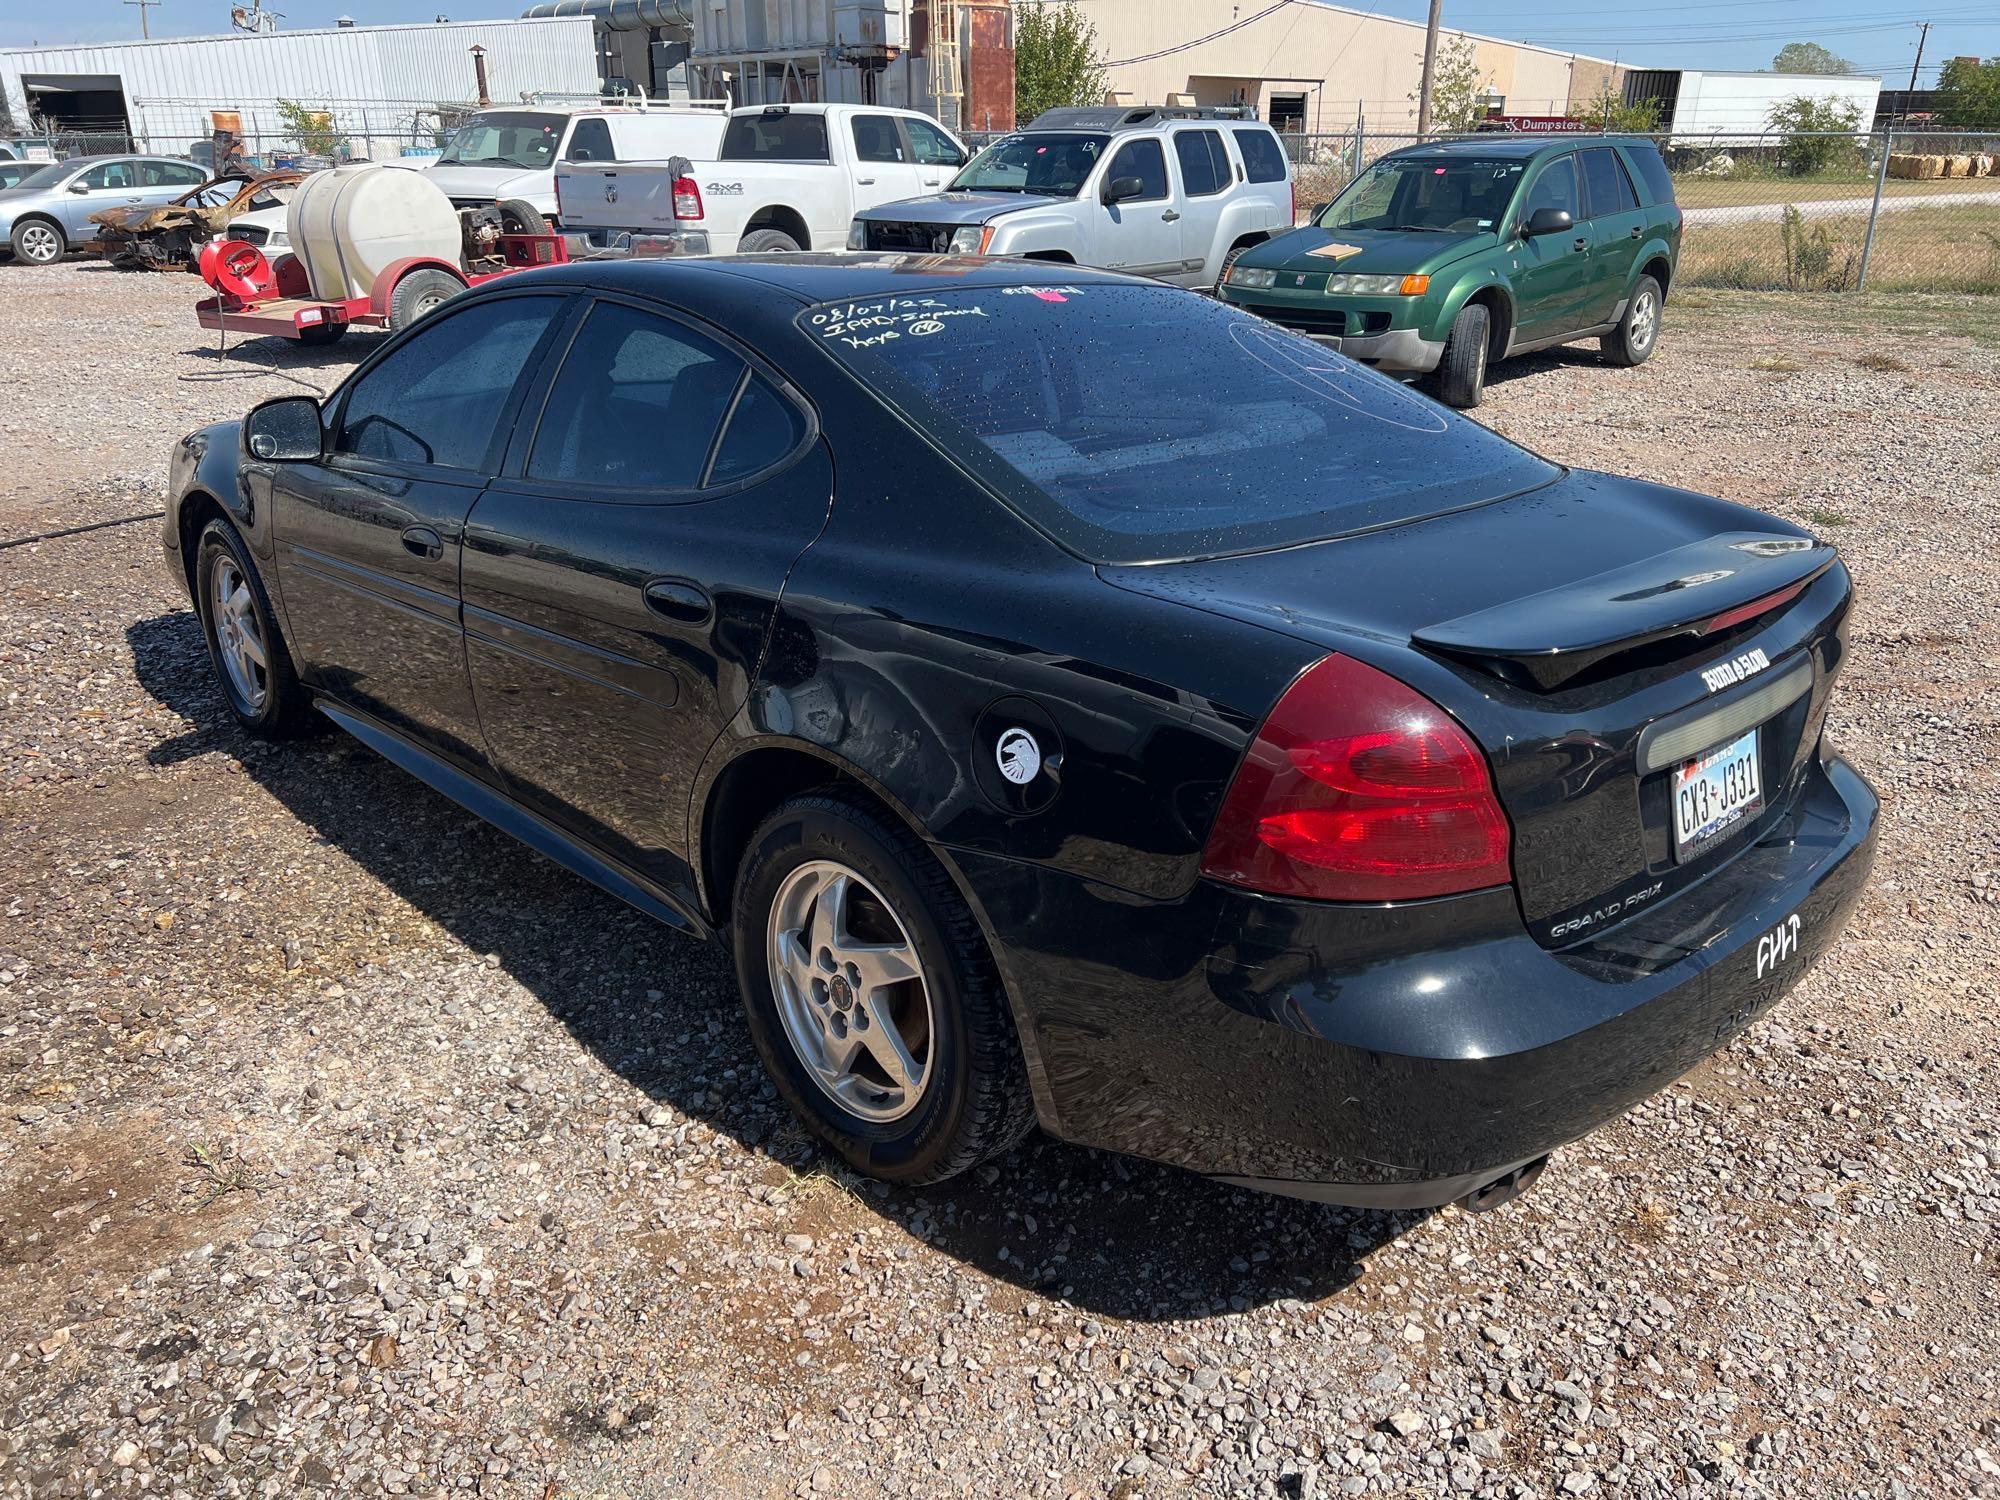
[1268,127,2000,296]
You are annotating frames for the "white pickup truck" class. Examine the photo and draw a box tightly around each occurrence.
[554,102,969,256]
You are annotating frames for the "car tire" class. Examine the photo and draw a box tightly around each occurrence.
[732,790,1036,1186]
[194,519,318,738]
[738,227,803,254]
[387,267,465,332]
[9,217,65,266]
[1601,274,1662,367]
[1433,301,1491,408]
[495,198,550,237]
[296,322,347,347]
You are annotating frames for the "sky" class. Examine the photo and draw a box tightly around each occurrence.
[0,0,1994,85]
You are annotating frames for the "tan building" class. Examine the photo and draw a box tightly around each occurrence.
[1078,0,1622,134]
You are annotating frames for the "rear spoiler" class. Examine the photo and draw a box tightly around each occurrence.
[1412,531,1836,690]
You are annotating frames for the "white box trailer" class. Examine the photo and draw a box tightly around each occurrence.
[1625,69,1880,146]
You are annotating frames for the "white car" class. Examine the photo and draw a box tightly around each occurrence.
[424,96,729,224]
[219,203,290,255]
[849,106,1296,289]
[554,103,968,256]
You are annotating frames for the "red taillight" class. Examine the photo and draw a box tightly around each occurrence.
[672,174,703,221]
[1200,653,1512,902]
[1701,579,1805,636]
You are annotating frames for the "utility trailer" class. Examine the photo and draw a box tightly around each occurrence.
[193,230,568,346]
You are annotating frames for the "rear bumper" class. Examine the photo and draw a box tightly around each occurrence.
[952,749,1877,1208]
[560,227,712,260]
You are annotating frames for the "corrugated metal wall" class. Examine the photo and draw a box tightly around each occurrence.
[0,18,599,154]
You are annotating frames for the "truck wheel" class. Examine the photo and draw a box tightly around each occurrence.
[496,199,550,237]
[9,217,65,266]
[1433,302,1491,409]
[1601,274,1662,367]
[739,227,803,254]
[387,268,464,332]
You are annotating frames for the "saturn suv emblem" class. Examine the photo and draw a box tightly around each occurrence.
[995,727,1042,785]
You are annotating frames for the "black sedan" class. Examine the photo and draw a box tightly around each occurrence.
[162,255,1877,1210]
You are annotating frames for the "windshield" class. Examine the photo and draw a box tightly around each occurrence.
[803,283,1557,564]
[949,133,1108,197]
[9,162,74,192]
[437,112,564,169]
[1321,157,1526,233]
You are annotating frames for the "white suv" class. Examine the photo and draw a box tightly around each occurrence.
[849,105,1295,288]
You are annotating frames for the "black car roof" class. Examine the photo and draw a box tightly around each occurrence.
[1385,134,1653,160]
[525,252,1143,307]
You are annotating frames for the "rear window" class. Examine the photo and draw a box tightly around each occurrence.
[720,112,830,162]
[1622,141,1676,208]
[803,284,1557,564]
[1233,127,1289,184]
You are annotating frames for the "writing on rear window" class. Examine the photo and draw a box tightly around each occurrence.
[1701,646,1770,693]
[808,296,990,348]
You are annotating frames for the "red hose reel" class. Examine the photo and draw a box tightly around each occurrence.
[197,237,276,302]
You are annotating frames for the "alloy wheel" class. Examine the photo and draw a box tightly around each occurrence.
[210,557,270,713]
[17,223,60,264]
[1630,288,1658,353]
[766,860,936,1123]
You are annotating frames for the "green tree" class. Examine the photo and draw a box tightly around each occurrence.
[1567,87,1659,132]
[1766,94,1863,175]
[1772,42,1857,75]
[1013,2,1107,126]
[1414,36,1492,135]
[275,98,343,157]
[1934,56,2000,131]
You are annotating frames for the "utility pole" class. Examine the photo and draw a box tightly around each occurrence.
[1907,21,1929,93]
[124,0,159,38]
[1415,0,1442,135]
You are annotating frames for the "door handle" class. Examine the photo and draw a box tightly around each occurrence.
[400,526,444,560]
[643,577,711,624]
[1572,236,1589,252]
[856,176,876,185]
[1162,209,1182,222]
[1629,224,1643,238]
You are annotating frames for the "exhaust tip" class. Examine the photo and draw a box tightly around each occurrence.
[1459,1154,1550,1214]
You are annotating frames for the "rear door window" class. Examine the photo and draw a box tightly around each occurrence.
[335,295,561,471]
[527,301,745,490]
[1173,129,1227,196]
[851,114,907,163]
[1233,127,1289,184]
[709,375,808,485]
[1106,139,1168,203]
[1579,147,1639,217]
[720,112,831,161]
[565,117,615,162]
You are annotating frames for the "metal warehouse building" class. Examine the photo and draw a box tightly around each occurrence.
[1080,0,1623,133]
[0,16,600,157]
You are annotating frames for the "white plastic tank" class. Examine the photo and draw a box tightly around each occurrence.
[286,163,462,302]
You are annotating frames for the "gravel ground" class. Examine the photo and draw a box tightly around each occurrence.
[3,261,2000,1499]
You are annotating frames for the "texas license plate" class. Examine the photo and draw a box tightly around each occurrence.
[1672,728,1763,862]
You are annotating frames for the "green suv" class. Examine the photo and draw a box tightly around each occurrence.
[1218,135,1681,406]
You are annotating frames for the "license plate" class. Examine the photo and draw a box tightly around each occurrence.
[1672,727,1763,862]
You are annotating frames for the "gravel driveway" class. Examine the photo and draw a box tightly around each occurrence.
[3,263,1999,1499]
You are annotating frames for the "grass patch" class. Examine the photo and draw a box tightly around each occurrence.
[1682,204,2000,295]
[1749,353,1805,373]
[1806,508,1852,527]
[1852,351,1910,372]
[183,1139,270,1210]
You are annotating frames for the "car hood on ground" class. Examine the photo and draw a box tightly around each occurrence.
[1248,223,1496,277]
[422,163,545,201]
[854,191,1066,226]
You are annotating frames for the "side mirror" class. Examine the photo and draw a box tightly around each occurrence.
[243,395,323,462]
[69,181,90,194]
[1102,174,1146,206]
[1308,201,1330,221]
[1522,206,1573,238]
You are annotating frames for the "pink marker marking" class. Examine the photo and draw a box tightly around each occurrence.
[1031,290,1067,302]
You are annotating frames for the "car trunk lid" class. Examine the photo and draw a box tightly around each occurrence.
[1099,470,1852,947]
